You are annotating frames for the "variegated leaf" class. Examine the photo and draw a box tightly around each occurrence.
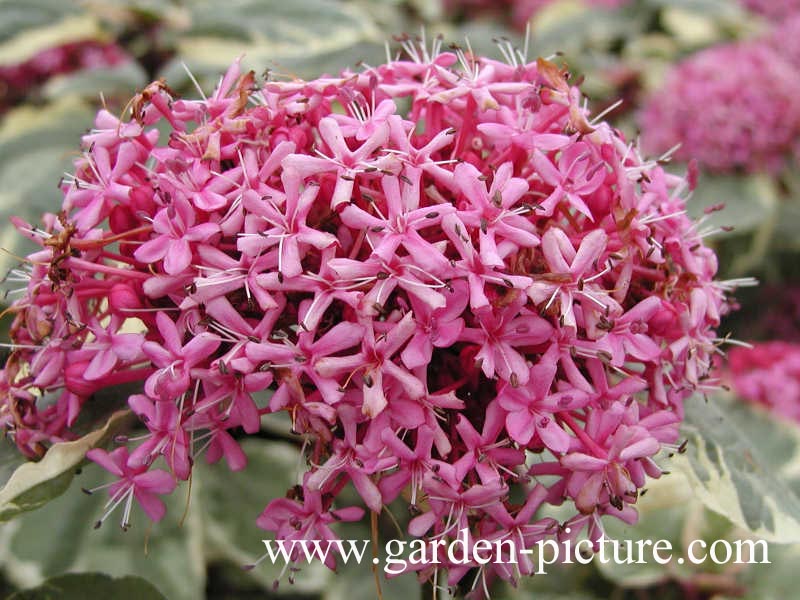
[672,394,800,544]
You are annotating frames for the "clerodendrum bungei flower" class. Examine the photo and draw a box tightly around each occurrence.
[0,38,743,590]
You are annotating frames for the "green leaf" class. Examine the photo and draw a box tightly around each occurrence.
[507,559,606,600]
[0,437,27,489]
[3,462,205,600]
[687,173,778,235]
[660,7,722,48]
[0,96,96,282]
[774,173,800,250]
[672,394,800,543]
[195,438,331,594]
[162,0,384,84]
[7,573,166,600]
[725,542,800,600]
[0,410,132,521]
[41,61,148,102]
[0,435,339,599]
[322,515,421,600]
[597,470,736,587]
[0,4,100,65]
[643,0,744,17]
[84,0,187,25]
[529,1,648,58]
[504,592,602,600]
[323,557,422,600]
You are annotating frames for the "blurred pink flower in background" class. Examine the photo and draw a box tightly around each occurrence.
[741,0,800,20]
[726,342,800,423]
[638,40,800,173]
[446,0,631,29]
[0,40,132,113]
[764,14,800,71]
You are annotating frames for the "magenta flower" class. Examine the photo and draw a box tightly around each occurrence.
[257,484,365,570]
[452,400,525,484]
[86,447,176,528]
[134,197,221,275]
[81,316,144,381]
[460,296,552,386]
[238,175,338,278]
[596,296,664,366]
[498,345,588,452]
[127,394,191,480]
[532,143,607,219]
[455,161,539,267]
[378,425,437,505]
[527,227,612,330]
[142,312,220,400]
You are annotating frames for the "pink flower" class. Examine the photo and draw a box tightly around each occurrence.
[142,312,220,400]
[460,296,553,386]
[454,161,539,268]
[533,142,607,219]
[134,197,220,275]
[86,447,176,528]
[498,345,588,451]
[527,227,613,330]
[257,484,365,570]
[127,394,191,480]
[81,316,144,381]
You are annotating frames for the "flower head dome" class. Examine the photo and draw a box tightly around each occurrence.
[0,40,740,587]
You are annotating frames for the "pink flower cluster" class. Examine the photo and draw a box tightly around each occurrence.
[726,342,800,423]
[639,40,800,174]
[741,0,800,20]
[0,40,130,113]
[0,42,736,588]
[445,0,630,29]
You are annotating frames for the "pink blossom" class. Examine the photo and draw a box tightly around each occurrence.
[134,197,220,275]
[85,447,176,528]
[142,312,220,400]
[256,484,365,571]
